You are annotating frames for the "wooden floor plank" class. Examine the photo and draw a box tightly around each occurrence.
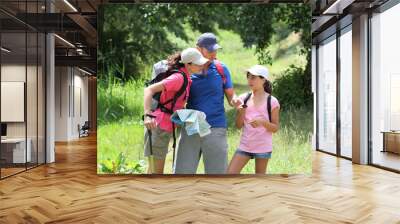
[0,135,400,223]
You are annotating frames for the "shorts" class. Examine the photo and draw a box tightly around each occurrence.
[235,149,272,159]
[144,126,172,160]
[174,128,228,174]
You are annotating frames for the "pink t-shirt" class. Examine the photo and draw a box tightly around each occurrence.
[152,67,191,132]
[238,93,280,153]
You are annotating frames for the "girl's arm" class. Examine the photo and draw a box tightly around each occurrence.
[263,107,280,133]
[143,82,165,129]
[235,107,246,129]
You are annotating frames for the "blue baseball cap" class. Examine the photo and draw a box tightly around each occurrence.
[197,33,222,52]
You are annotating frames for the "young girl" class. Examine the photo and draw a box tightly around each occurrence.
[143,48,208,174]
[227,65,280,174]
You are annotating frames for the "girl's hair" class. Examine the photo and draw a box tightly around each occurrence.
[263,79,272,94]
[167,52,184,70]
[247,72,272,94]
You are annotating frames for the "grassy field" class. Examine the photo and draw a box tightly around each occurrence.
[97,28,312,174]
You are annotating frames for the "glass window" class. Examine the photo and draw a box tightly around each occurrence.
[0,1,46,179]
[38,32,45,165]
[340,26,352,158]
[371,3,400,171]
[27,30,38,169]
[318,35,337,154]
[1,31,28,177]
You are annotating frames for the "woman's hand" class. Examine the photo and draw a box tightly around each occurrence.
[249,119,268,128]
[144,116,157,130]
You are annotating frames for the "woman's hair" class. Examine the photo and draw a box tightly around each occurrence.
[263,79,272,94]
[167,52,184,70]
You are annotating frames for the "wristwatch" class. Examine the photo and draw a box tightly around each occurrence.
[142,113,156,121]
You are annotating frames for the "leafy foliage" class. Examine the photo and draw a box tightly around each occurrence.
[99,152,146,174]
[98,3,311,81]
[273,65,313,109]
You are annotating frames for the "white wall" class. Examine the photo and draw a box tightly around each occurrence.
[55,66,69,141]
[72,72,89,138]
[1,65,26,82]
[1,63,46,164]
[1,65,26,139]
[54,67,89,141]
[1,82,25,122]
[1,65,40,137]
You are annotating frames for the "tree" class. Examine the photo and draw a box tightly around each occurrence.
[98,3,311,94]
[98,4,221,81]
[222,4,312,109]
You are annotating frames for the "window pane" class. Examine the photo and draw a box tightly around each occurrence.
[38,32,45,165]
[340,27,352,158]
[318,35,337,154]
[27,31,38,169]
[371,4,400,171]
[1,31,28,177]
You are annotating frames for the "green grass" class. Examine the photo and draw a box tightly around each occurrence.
[97,122,145,173]
[97,86,312,175]
[97,78,144,124]
[97,28,312,175]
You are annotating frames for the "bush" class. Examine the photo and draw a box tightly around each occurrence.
[272,64,312,110]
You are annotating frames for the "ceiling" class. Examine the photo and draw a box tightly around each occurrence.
[311,0,389,43]
[0,0,102,74]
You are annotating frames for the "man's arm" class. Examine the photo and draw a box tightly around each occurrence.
[225,88,235,106]
[225,88,242,108]
[220,63,242,107]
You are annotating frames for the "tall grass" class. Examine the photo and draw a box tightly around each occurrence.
[97,77,144,125]
[97,78,312,174]
[97,76,146,173]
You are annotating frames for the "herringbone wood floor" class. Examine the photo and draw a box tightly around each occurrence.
[1,135,400,224]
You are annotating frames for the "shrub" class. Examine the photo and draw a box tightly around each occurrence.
[272,64,312,110]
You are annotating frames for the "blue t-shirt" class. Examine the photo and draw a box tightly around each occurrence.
[187,61,233,128]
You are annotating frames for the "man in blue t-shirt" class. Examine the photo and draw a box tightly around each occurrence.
[174,33,241,174]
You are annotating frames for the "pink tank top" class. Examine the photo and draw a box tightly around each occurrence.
[238,93,280,153]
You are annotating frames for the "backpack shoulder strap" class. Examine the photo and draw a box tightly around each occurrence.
[157,70,188,114]
[243,92,252,107]
[267,95,272,122]
[173,71,189,103]
[214,60,226,84]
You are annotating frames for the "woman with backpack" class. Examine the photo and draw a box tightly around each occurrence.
[227,65,280,174]
[143,48,208,174]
